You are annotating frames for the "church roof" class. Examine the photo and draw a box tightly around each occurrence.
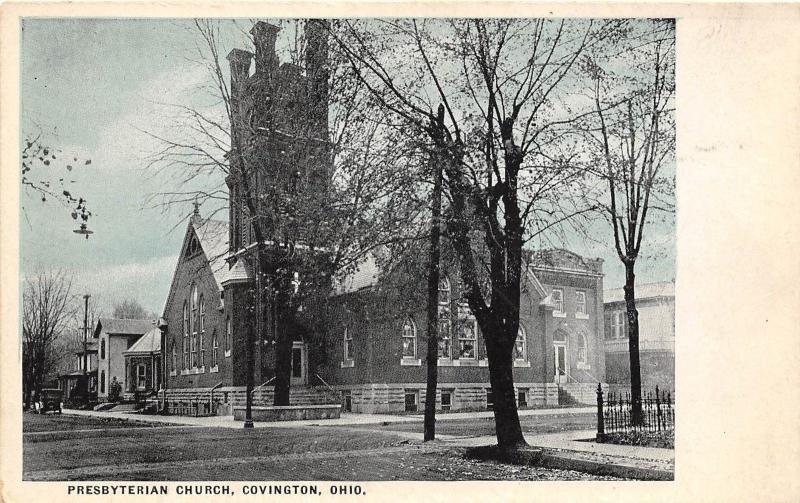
[123,327,162,355]
[604,281,675,304]
[94,318,155,338]
[192,218,230,289]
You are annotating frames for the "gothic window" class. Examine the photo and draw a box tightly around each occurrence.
[401,318,416,359]
[458,318,477,359]
[211,329,219,368]
[199,295,206,333]
[514,326,527,361]
[225,316,232,355]
[182,301,189,369]
[190,284,198,368]
[199,330,205,368]
[438,318,451,359]
[171,342,177,371]
[100,339,105,360]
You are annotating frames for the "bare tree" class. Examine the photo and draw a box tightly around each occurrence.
[22,270,76,409]
[331,18,620,449]
[113,298,157,320]
[580,19,675,424]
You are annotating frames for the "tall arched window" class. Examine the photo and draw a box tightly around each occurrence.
[211,329,219,368]
[438,318,451,359]
[190,284,198,368]
[458,318,477,359]
[199,294,206,368]
[199,295,206,332]
[182,301,189,369]
[401,318,416,358]
[514,326,527,361]
[100,338,106,360]
[171,341,177,371]
[225,316,232,355]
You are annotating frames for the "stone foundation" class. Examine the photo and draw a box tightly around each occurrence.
[233,404,341,422]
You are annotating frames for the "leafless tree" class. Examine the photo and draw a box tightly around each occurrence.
[22,270,76,409]
[331,18,622,449]
[579,19,675,424]
[113,298,157,320]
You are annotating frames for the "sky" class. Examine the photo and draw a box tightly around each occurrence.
[19,18,675,317]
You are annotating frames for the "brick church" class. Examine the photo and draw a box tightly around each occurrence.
[160,20,608,415]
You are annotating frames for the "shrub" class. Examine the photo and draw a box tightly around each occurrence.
[108,377,122,403]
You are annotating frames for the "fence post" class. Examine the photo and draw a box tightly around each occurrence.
[596,383,605,442]
[655,385,662,432]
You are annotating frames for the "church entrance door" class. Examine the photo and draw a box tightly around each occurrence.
[290,342,308,385]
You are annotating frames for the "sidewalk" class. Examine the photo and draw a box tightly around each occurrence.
[61,405,595,429]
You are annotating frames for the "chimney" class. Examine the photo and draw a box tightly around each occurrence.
[250,21,280,73]
[226,49,253,150]
[304,19,330,140]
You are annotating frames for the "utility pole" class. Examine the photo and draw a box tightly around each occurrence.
[424,105,445,442]
[82,294,90,375]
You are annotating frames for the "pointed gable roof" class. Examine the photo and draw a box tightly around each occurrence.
[94,318,155,338]
[123,327,162,355]
[161,216,231,317]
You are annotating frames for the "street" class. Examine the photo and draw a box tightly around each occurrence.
[23,411,624,481]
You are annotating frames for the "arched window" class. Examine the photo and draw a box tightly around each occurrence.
[514,326,527,361]
[171,341,177,371]
[199,295,206,332]
[190,284,198,368]
[100,370,106,394]
[577,333,588,363]
[225,316,232,355]
[438,276,451,305]
[100,338,106,360]
[211,329,219,367]
[401,318,416,358]
[182,301,189,369]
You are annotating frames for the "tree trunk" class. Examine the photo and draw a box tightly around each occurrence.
[423,141,443,442]
[624,261,643,425]
[273,317,292,406]
[486,335,527,449]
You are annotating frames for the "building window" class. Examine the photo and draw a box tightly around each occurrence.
[100,339,106,360]
[182,301,189,369]
[225,316,232,356]
[199,332,205,368]
[441,390,452,411]
[342,390,352,412]
[136,364,146,390]
[552,288,564,316]
[518,389,528,407]
[100,370,106,394]
[486,389,494,410]
[577,333,588,364]
[199,295,206,332]
[171,342,177,371]
[576,291,587,317]
[404,390,418,412]
[343,327,353,361]
[438,318,451,359]
[401,318,416,358]
[211,329,218,367]
[612,311,626,339]
[191,285,198,368]
[458,318,476,359]
[438,276,450,305]
[514,326,527,361]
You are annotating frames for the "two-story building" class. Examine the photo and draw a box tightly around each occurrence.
[604,281,675,392]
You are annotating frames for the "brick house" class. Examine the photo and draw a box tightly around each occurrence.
[604,281,675,392]
[159,20,609,414]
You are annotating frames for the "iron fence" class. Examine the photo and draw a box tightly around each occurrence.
[596,384,674,440]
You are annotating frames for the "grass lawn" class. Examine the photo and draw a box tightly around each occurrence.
[333,413,596,437]
[22,411,158,433]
